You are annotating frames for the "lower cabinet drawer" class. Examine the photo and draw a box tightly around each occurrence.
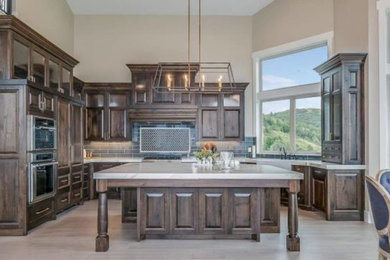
[28,197,55,230]
[56,191,71,211]
[72,172,83,184]
[58,175,70,189]
[72,189,83,203]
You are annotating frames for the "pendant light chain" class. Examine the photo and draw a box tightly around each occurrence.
[187,0,191,90]
[199,0,202,90]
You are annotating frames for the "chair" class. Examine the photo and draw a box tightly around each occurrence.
[377,170,390,195]
[366,176,390,260]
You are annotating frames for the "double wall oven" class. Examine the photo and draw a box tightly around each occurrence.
[27,116,57,204]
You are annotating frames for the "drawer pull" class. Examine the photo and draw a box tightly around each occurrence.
[314,170,324,174]
[74,192,81,197]
[74,176,81,180]
[35,207,50,215]
[60,198,68,203]
[60,179,68,183]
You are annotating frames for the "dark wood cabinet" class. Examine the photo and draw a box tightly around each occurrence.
[57,98,70,168]
[284,165,364,221]
[71,104,83,164]
[56,101,84,213]
[315,54,367,164]
[311,168,327,212]
[91,162,125,199]
[82,164,91,201]
[281,165,312,210]
[138,187,262,240]
[0,16,80,235]
[84,84,131,141]
[199,92,244,141]
[27,87,56,118]
[28,197,56,230]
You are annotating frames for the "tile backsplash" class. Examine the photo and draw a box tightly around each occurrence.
[84,122,256,158]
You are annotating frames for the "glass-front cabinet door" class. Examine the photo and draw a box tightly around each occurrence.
[323,77,331,141]
[31,50,46,86]
[49,60,60,91]
[61,67,71,96]
[12,40,29,79]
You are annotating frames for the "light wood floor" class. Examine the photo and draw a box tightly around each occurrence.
[0,200,378,260]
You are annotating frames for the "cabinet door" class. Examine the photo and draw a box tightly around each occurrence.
[200,109,219,139]
[31,49,46,86]
[109,109,127,140]
[229,189,259,235]
[57,99,69,168]
[12,39,29,79]
[27,87,42,115]
[311,168,326,211]
[140,188,170,234]
[199,189,228,234]
[170,189,198,234]
[108,92,129,141]
[42,92,55,118]
[71,105,83,164]
[223,109,240,139]
[85,108,104,141]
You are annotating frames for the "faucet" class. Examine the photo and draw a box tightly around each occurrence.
[280,147,287,160]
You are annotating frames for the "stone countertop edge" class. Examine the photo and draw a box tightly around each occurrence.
[92,162,304,180]
[290,160,366,170]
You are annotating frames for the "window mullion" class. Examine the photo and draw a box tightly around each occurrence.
[290,98,296,153]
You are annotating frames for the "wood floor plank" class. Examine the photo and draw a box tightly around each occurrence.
[0,200,378,260]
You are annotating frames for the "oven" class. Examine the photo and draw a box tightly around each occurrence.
[28,115,56,151]
[28,152,57,204]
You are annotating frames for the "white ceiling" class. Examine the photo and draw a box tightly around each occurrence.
[66,0,274,16]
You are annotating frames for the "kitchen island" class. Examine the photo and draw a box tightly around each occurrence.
[93,162,303,252]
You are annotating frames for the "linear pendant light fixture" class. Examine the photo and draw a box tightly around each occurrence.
[152,0,236,93]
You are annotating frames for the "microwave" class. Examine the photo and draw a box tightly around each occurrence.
[28,116,56,151]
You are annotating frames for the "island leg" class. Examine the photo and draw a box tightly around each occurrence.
[286,180,300,251]
[96,180,109,252]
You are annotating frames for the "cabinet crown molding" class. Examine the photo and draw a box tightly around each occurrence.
[0,15,79,67]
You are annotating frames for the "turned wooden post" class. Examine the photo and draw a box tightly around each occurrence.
[96,180,109,252]
[286,180,300,251]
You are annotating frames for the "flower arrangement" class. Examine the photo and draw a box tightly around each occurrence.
[194,142,219,165]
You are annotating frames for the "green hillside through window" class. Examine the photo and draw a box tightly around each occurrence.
[263,108,321,153]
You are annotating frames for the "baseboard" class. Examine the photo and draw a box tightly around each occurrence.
[364,210,373,224]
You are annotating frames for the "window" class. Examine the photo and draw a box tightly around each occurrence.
[296,97,321,153]
[0,0,11,14]
[262,100,291,152]
[253,33,331,154]
[262,45,328,91]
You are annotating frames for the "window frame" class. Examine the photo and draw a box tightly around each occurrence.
[0,0,12,14]
[252,32,333,155]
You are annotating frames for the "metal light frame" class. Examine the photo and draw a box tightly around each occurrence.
[152,0,237,93]
[152,62,236,93]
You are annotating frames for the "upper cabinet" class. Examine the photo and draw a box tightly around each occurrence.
[199,91,245,141]
[0,16,79,99]
[84,84,131,141]
[315,53,367,164]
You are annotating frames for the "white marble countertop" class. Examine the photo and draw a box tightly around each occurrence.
[289,160,366,170]
[84,157,143,163]
[84,156,365,170]
[93,161,304,180]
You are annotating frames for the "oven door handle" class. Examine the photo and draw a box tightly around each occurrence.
[35,126,56,131]
[33,162,58,167]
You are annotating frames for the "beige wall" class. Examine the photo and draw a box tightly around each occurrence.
[333,0,369,53]
[74,15,254,136]
[252,0,334,52]
[14,0,74,55]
